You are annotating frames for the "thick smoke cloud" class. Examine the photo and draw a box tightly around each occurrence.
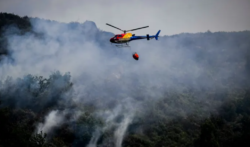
[0,17,249,146]
[37,110,65,134]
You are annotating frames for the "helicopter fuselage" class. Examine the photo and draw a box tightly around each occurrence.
[110,31,160,44]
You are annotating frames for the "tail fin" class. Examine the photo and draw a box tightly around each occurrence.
[155,30,161,40]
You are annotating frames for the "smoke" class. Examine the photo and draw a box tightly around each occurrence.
[37,110,65,134]
[114,113,133,147]
[86,97,135,147]
[1,16,249,146]
[87,130,101,147]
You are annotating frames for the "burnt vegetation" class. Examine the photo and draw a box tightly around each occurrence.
[1,13,250,147]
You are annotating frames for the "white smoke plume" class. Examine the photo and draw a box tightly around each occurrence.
[37,110,65,134]
[87,97,136,147]
[114,113,133,147]
[87,130,101,147]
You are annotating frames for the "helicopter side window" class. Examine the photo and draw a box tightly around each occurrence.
[119,35,122,37]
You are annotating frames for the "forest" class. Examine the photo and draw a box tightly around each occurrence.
[0,12,250,147]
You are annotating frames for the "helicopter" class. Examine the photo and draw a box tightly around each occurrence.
[106,23,161,48]
[106,23,160,60]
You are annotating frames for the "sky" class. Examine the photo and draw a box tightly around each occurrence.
[0,0,250,35]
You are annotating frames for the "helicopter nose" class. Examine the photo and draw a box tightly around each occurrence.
[110,38,114,43]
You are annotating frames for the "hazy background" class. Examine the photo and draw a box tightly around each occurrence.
[0,0,250,146]
[1,0,250,35]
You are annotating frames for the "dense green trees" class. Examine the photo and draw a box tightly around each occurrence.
[0,101,48,147]
[0,13,32,56]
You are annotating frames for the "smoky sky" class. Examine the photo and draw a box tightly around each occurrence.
[0,16,247,111]
[0,0,250,35]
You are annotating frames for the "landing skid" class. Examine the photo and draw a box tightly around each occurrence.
[111,42,130,48]
[115,44,130,48]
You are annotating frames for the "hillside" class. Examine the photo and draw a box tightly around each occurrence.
[1,13,250,147]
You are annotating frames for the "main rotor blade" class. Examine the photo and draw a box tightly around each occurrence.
[126,26,149,32]
[106,23,123,31]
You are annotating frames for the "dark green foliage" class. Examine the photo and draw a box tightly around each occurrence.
[73,112,104,146]
[0,13,32,56]
[122,90,250,147]
[0,71,73,113]
[0,101,49,147]
[0,12,31,33]
[123,134,153,147]
[0,71,73,146]
[197,119,220,147]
